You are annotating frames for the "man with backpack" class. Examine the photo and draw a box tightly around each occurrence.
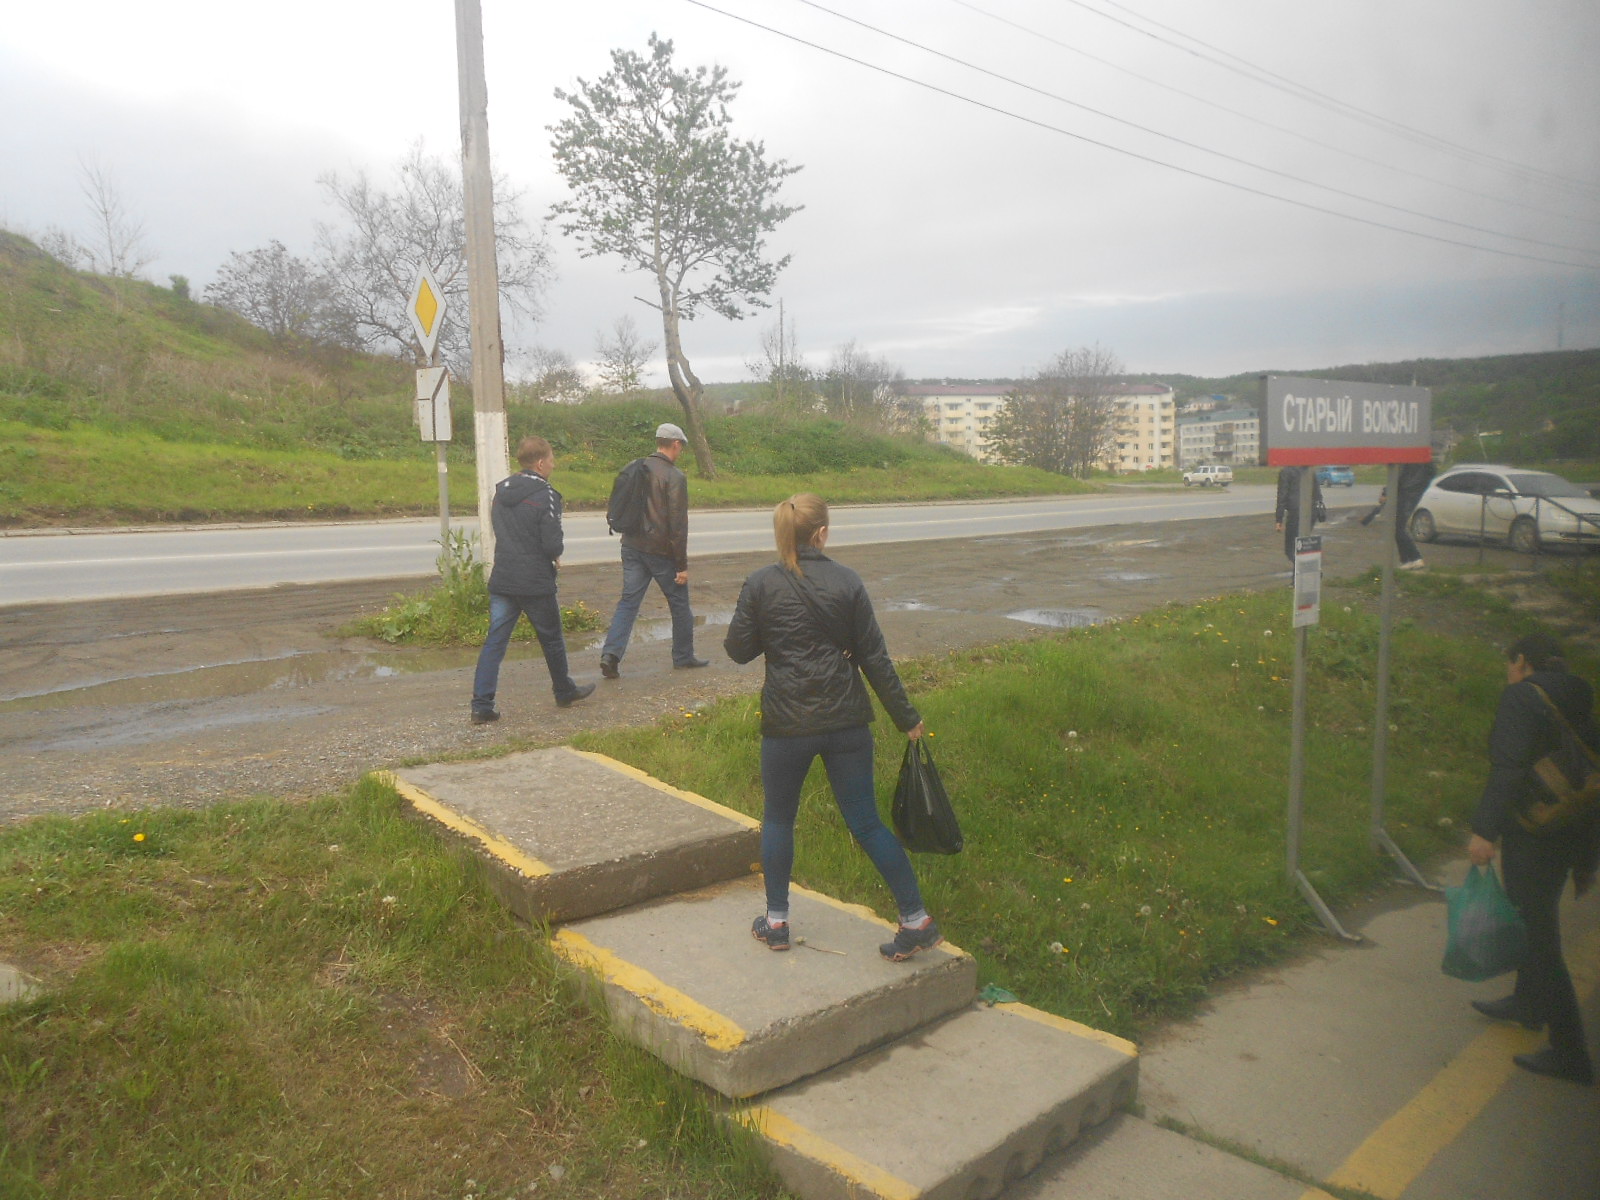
[599,423,709,678]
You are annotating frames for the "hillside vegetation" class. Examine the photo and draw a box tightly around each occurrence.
[0,231,1084,525]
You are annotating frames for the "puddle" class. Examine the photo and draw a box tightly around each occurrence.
[1098,572,1161,583]
[883,600,949,613]
[629,608,735,644]
[37,704,341,751]
[1006,607,1110,629]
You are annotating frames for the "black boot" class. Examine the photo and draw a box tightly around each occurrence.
[1470,996,1542,1030]
[1513,1046,1595,1085]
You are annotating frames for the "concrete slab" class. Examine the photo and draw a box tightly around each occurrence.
[735,1001,1138,1200]
[385,747,760,923]
[1,962,40,1005]
[553,874,978,1098]
[1008,1114,1313,1200]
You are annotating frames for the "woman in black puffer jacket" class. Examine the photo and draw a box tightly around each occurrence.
[725,494,942,962]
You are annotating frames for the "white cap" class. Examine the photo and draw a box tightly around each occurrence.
[655,423,688,442]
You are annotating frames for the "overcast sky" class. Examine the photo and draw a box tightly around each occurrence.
[4,0,1598,385]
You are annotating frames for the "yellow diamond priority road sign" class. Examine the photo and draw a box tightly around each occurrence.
[408,264,448,360]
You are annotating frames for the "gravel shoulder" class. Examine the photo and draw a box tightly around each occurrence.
[0,507,1566,824]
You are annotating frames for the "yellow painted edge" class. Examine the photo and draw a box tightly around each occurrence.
[565,748,761,829]
[551,927,747,1053]
[1303,924,1600,1200]
[993,1001,1138,1058]
[791,883,972,959]
[736,1105,923,1200]
[379,771,552,880]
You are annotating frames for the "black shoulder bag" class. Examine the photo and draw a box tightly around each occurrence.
[1518,684,1600,834]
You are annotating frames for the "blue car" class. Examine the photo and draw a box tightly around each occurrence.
[1316,465,1356,487]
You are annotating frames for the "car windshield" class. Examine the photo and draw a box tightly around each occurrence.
[1507,473,1589,499]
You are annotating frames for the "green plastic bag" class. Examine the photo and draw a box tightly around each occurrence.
[1442,864,1527,982]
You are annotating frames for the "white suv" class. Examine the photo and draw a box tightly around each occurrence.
[1182,464,1233,488]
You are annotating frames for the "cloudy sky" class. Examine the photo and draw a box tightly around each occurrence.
[4,0,1598,385]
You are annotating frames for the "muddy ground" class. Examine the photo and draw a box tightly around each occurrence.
[0,507,1587,824]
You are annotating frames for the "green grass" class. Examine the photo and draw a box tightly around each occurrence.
[574,581,1574,1038]
[0,779,780,1200]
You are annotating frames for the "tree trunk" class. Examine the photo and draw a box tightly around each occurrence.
[657,298,718,479]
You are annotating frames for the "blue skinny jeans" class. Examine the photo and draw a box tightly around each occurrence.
[759,724,924,921]
[471,591,579,710]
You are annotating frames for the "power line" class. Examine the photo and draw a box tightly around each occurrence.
[678,0,1599,271]
[1076,0,1600,200]
[787,0,1600,259]
[948,0,1600,230]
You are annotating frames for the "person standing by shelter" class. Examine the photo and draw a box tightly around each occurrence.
[1274,465,1326,564]
[1392,457,1436,570]
[1466,633,1598,1085]
[469,437,595,723]
[724,493,943,962]
[599,423,708,678]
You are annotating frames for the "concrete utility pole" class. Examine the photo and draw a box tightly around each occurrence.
[455,0,508,563]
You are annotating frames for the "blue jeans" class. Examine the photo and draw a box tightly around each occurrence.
[759,725,924,921]
[601,546,696,665]
[472,592,578,710]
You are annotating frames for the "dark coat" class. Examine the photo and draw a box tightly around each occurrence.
[1274,466,1326,526]
[724,546,921,739]
[621,452,689,571]
[1472,669,1599,858]
[487,470,563,596]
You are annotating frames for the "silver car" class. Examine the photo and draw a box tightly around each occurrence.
[1410,465,1600,553]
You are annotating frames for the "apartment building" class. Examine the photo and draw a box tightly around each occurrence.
[901,383,1012,461]
[1176,407,1261,468]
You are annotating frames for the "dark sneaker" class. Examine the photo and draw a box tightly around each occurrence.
[1514,1047,1594,1085]
[470,709,500,726]
[751,915,790,951]
[675,657,711,669]
[880,919,942,962]
[599,654,620,680]
[1471,996,1543,1030]
[556,683,596,708]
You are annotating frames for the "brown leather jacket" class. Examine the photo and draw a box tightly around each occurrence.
[620,451,688,571]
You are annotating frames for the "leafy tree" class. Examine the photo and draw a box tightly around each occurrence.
[316,143,551,367]
[549,34,802,478]
[988,345,1125,478]
[204,240,333,341]
[512,346,588,405]
[818,340,919,432]
[594,314,658,395]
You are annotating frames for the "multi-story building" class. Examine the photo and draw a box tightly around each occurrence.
[901,381,1177,471]
[1176,408,1261,468]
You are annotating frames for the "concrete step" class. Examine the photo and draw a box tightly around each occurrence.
[552,874,978,1098]
[384,747,760,924]
[736,1001,1138,1200]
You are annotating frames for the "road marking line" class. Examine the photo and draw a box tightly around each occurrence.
[379,771,552,880]
[565,749,760,829]
[993,1001,1138,1057]
[734,1106,922,1200]
[1303,926,1600,1200]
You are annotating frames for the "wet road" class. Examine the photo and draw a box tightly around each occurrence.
[0,485,1377,605]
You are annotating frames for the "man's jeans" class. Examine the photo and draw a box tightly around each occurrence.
[472,592,578,711]
[601,545,696,665]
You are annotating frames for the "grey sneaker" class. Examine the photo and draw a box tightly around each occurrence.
[751,915,790,951]
[880,919,942,962]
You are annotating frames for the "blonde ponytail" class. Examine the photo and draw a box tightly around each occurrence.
[774,493,829,574]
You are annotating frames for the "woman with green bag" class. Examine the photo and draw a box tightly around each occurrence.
[1467,633,1599,1085]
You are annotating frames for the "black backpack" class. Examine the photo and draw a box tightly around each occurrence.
[1518,683,1600,834]
[606,457,652,536]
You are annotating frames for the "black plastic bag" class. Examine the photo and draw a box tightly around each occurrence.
[892,739,963,854]
[1442,864,1526,982]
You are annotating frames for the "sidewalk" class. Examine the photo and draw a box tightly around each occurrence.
[1014,857,1599,1200]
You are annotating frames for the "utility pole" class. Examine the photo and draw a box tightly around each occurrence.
[454,0,507,563]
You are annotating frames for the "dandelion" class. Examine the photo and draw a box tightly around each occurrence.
[1264,917,1278,926]
[1063,876,1073,883]
[382,895,398,905]
[1139,905,1153,917]
[328,844,341,852]
[1080,902,1091,911]
[1437,817,1454,828]
[1263,629,1274,637]
[1066,730,1079,739]
[133,832,146,842]
[1048,941,1064,954]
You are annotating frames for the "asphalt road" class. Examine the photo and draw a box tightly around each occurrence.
[0,484,1379,605]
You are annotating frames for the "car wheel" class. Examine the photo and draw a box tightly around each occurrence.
[1410,509,1436,543]
[1509,516,1539,555]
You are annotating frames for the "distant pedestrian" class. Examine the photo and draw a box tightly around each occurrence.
[1466,632,1597,1085]
[1274,465,1326,563]
[725,493,944,962]
[469,437,595,723]
[598,423,708,678]
[1392,458,1436,570]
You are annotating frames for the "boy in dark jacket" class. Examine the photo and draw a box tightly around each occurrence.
[469,437,595,723]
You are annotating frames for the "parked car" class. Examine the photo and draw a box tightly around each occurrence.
[1410,465,1600,553]
[1182,464,1233,488]
[1315,464,1355,487]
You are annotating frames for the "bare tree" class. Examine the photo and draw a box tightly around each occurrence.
[818,340,915,430]
[512,346,588,405]
[204,240,334,341]
[593,314,658,395]
[78,160,154,279]
[987,345,1125,478]
[549,35,802,478]
[746,299,812,410]
[316,143,552,367]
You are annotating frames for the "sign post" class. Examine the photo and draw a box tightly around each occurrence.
[1264,375,1434,938]
[409,266,451,541]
